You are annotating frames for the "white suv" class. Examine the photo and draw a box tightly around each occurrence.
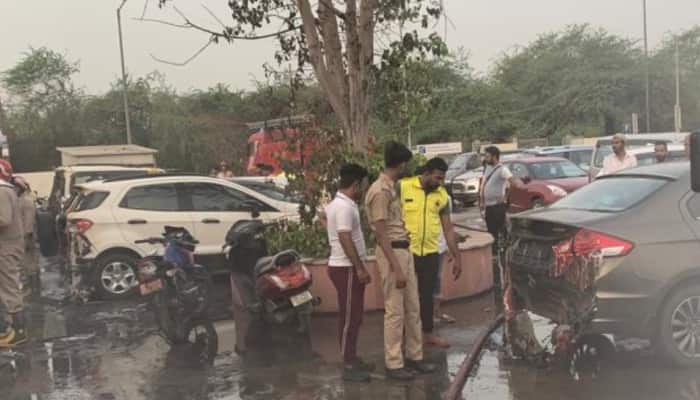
[66,175,299,299]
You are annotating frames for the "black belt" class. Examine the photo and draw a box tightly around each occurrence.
[391,240,410,249]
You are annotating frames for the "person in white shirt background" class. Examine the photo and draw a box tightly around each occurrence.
[324,163,373,382]
[598,133,638,177]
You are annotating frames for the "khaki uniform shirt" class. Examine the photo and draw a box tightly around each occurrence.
[365,173,409,242]
[19,192,36,237]
[0,183,24,244]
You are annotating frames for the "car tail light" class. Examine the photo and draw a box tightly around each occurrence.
[70,218,93,234]
[571,228,634,257]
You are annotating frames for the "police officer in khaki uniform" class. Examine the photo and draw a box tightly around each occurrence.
[15,176,40,292]
[0,159,27,347]
[365,141,436,381]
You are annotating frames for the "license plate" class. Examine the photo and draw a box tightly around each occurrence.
[139,279,163,295]
[290,290,313,307]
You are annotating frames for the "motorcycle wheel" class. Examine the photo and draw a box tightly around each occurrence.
[153,291,181,344]
[183,321,219,366]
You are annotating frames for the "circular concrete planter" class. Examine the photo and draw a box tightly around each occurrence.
[305,231,494,313]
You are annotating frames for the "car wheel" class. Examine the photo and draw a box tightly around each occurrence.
[531,198,545,209]
[94,253,139,300]
[658,283,700,367]
[36,210,58,257]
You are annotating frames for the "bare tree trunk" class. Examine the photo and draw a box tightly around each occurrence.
[297,0,373,151]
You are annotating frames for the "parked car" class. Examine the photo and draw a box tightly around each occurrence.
[37,165,164,257]
[65,174,299,300]
[508,161,700,366]
[448,153,532,208]
[503,157,588,212]
[522,145,594,171]
[449,167,483,207]
[589,132,688,180]
[229,178,300,204]
[446,152,482,182]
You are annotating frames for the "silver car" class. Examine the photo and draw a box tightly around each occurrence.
[508,161,700,367]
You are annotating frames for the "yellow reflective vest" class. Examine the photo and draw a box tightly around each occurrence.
[399,176,449,256]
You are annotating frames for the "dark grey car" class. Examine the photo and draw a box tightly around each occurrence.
[508,161,700,366]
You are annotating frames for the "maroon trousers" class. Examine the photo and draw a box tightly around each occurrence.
[328,266,366,364]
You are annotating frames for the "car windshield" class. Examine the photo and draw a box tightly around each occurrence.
[529,160,586,179]
[550,176,668,212]
[70,170,151,191]
[448,154,468,171]
[235,181,300,203]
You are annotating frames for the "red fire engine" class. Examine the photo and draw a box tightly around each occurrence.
[245,115,315,176]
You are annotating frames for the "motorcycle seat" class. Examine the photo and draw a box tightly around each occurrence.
[254,257,275,276]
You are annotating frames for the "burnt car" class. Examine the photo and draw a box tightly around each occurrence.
[507,161,700,367]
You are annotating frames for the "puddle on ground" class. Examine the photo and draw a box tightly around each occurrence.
[463,315,700,400]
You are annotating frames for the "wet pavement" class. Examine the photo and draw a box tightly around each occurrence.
[464,315,700,400]
[1,256,497,400]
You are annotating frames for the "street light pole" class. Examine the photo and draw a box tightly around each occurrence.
[674,42,682,132]
[643,0,651,133]
[117,0,133,145]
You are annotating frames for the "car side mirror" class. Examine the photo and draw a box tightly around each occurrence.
[521,176,532,184]
[691,132,700,192]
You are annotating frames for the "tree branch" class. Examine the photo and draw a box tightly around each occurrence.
[135,7,300,41]
[140,0,149,19]
[201,3,226,29]
[318,0,346,20]
[150,38,214,66]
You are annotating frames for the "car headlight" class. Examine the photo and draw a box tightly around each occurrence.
[547,185,568,197]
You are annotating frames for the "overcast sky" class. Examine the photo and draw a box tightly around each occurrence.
[1,0,698,94]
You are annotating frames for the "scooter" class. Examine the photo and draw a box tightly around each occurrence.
[224,218,319,355]
[135,226,218,364]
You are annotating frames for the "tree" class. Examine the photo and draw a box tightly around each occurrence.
[494,25,643,138]
[152,0,445,150]
[649,26,700,131]
[1,48,84,170]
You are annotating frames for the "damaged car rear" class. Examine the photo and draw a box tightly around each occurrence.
[506,162,700,367]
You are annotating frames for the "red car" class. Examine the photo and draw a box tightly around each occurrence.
[503,156,589,212]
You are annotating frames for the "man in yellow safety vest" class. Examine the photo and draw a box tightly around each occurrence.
[399,157,463,348]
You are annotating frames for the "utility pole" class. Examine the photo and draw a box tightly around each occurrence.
[674,42,682,132]
[117,0,133,145]
[642,0,651,133]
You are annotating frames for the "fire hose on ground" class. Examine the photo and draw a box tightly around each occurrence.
[444,223,505,400]
[443,314,505,400]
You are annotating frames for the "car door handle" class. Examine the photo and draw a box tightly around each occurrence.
[201,218,220,224]
[128,219,147,225]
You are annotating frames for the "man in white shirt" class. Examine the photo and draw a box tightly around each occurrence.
[325,163,372,382]
[598,134,638,177]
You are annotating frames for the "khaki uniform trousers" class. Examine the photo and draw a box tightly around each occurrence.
[22,237,40,275]
[0,243,25,313]
[375,246,423,369]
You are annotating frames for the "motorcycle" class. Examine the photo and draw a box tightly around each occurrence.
[135,226,218,364]
[224,218,320,355]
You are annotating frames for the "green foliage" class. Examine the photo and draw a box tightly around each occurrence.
[265,220,329,259]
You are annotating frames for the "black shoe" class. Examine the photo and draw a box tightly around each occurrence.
[351,357,376,372]
[405,359,437,374]
[343,364,371,382]
[386,367,415,381]
[8,312,28,346]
